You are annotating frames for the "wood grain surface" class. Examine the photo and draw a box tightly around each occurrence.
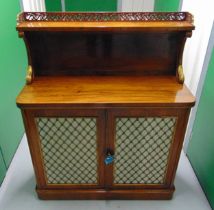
[16,76,195,108]
[17,21,194,32]
[25,31,184,77]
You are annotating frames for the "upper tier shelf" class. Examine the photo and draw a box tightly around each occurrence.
[17,12,194,32]
[16,12,195,84]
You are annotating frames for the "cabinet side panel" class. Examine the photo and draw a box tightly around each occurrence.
[21,110,47,188]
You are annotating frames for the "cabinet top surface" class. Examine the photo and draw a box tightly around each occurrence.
[17,12,194,31]
[16,76,195,108]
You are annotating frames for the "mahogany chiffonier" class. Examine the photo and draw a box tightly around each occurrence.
[16,12,195,200]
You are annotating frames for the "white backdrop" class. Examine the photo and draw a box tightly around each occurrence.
[118,0,154,12]
[21,0,154,12]
[181,0,214,152]
[21,0,46,11]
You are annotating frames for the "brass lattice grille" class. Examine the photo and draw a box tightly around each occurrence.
[114,117,176,184]
[36,117,98,184]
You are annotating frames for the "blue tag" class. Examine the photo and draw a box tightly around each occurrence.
[105,155,114,165]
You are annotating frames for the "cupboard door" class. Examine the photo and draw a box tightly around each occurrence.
[106,108,190,189]
[22,109,105,189]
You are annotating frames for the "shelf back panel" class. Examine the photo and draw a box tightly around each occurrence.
[25,31,184,76]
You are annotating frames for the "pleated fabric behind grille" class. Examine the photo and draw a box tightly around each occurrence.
[114,117,176,184]
[36,117,98,184]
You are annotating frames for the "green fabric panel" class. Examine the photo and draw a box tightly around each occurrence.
[45,0,62,11]
[187,47,214,209]
[154,0,180,11]
[0,1,27,167]
[65,0,117,11]
[0,149,6,184]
